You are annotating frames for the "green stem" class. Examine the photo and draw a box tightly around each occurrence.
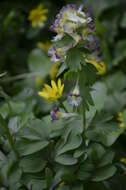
[0,90,13,116]
[0,71,42,83]
[0,115,19,160]
[82,105,86,141]
[60,102,68,113]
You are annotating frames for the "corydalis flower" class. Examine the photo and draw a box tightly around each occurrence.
[50,4,92,41]
[85,58,106,75]
[68,82,82,107]
[28,4,48,28]
[48,44,71,62]
[38,79,64,102]
[50,107,77,121]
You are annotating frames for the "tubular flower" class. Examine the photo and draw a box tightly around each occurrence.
[38,79,64,102]
[28,4,48,28]
[68,82,82,107]
[117,112,125,129]
[49,4,103,65]
[85,59,106,75]
[50,107,77,121]
[50,62,59,80]
[48,45,70,63]
[37,41,51,53]
[50,4,92,41]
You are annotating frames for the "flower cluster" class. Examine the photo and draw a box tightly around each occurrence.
[48,4,106,75]
[28,4,48,28]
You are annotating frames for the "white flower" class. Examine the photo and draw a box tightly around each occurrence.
[68,82,82,107]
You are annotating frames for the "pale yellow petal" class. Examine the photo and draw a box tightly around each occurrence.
[58,78,62,89]
[51,80,58,92]
[44,84,52,92]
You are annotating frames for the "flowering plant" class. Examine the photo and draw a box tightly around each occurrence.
[0,2,126,190]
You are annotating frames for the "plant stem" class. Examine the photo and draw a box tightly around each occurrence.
[60,102,68,113]
[82,105,87,141]
[0,115,19,160]
[0,90,13,116]
[0,71,42,83]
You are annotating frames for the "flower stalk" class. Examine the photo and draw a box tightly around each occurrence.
[0,115,19,160]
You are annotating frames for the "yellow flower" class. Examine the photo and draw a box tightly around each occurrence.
[117,112,123,122]
[50,62,59,80]
[117,112,125,129]
[85,59,106,75]
[59,182,65,187]
[35,76,43,87]
[37,41,51,53]
[120,158,126,164]
[38,79,64,102]
[28,4,48,28]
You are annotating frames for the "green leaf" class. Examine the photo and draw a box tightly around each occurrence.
[45,168,53,188]
[18,119,50,140]
[85,0,119,16]
[71,184,83,190]
[88,143,105,161]
[105,71,126,92]
[122,109,126,127]
[91,82,107,111]
[20,152,47,173]
[98,150,115,167]
[28,49,52,78]
[77,161,94,180]
[73,148,84,158]
[17,140,49,156]
[66,48,82,71]
[92,165,117,182]
[86,123,122,146]
[55,154,77,165]
[55,35,74,48]
[0,151,7,170]
[27,179,46,190]
[121,13,126,28]
[56,134,82,156]
[8,163,22,186]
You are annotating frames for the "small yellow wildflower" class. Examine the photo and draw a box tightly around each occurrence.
[37,41,51,53]
[85,59,106,75]
[117,112,123,122]
[117,112,125,129]
[35,76,43,87]
[59,182,65,187]
[28,4,48,28]
[38,79,64,102]
[50,62,59,80]
[120,158,126,164]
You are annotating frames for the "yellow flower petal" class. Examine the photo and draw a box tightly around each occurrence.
[85,58,106,75]
[28,3,48,28]
[58,79,62,88]
[38,78,64,102]
[51,80,58,92]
